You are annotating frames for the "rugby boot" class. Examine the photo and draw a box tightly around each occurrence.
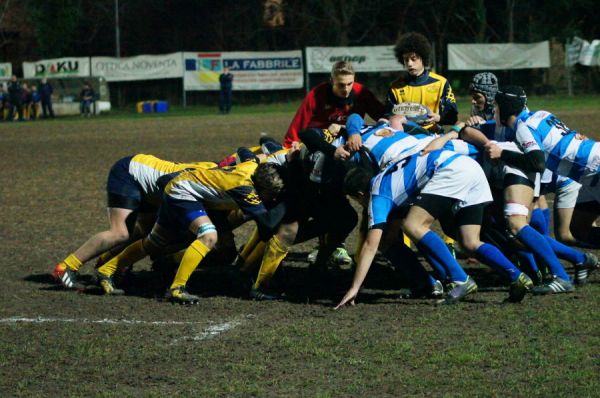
[330,246,353,266]
[506,273,534,303]
[443,276,478,304]
[97,273,125,296]
[249,286,283,301]
[52,263,85,290]
[166,286,200,304]
[531,277,575,295]
[574,252,599,285]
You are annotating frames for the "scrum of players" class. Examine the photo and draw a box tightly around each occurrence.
[51,32,600,306]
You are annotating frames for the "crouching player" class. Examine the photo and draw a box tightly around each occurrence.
[52,154,215,290]
[336,148,504,308]
[95,159,286,303]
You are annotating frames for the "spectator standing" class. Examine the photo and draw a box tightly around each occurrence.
[30,84,41,120]
[21,82,32,120]
[219,66,234,114]
[80,82,95,117]
[40,78,55,119]
[7,75,24,121]
[0,83,7,121]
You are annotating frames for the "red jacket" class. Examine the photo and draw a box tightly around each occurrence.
[283,81,384,148]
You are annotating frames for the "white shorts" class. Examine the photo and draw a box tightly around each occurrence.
[422,155,493,211]
[555,179,581,208]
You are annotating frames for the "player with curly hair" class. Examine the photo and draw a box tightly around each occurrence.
[387,32,458,133]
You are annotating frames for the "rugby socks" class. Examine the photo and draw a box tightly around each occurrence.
[253,236,288,289]
[97,239,147,277]
[62,254,83,271]
[96,250,115,267]
[171,240,210,289]
[530,208,549,235]
[384,243,432,289]
[475,243,520,282]
[517,250,540,275]
[542,208,551,232]
[239,228,266,273]
[516,225,570,281]
[416,231,468,282]
[544,236,585,265]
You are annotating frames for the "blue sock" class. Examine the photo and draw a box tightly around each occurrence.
[516,225,570,281]
[544,236,585,265]
[542,208,551,233]
[421,252,448,282]
[384,244,431,289]
[530,208,549,235]
[475,243,521,282]
[416,231,467,282]
[517,250,540,275]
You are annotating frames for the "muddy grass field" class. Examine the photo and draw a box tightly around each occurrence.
[1,103,599,397]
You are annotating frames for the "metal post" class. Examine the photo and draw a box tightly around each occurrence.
[115,0,120,57]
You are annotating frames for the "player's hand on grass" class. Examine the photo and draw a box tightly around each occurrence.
[334,286,359,309]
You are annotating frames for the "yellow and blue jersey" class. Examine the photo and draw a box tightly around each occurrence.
[386,70,458,130]
[164,160,266,218]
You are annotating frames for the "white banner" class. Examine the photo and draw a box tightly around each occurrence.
[305,46,403,73]
[91,53,183,82]
[447,41,550,70]
[566,37,585,67]
[578,39,600,66]
[183,50,303,91]
[0,63,12,79]
[23,57,90,78]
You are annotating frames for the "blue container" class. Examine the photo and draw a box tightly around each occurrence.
[154,101,169,113]
[142,102,154,113]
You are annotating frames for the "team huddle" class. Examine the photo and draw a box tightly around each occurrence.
[51,32,600,305]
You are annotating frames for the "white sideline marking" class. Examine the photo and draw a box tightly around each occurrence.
[0,316,205,325]
[170,316,251,345]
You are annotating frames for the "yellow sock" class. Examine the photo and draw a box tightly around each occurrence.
[97,250,114,265]
[403,233,412,247]
[170,240,210,289]
[97,239,146,277]
[253,236,288,289]
[63,254,83,271]
[240,241,266,273]
[443,235,455,246]
[239,227,260,260]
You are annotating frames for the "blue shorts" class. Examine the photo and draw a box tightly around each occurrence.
[156,195,208,233]
[106,156,147,211]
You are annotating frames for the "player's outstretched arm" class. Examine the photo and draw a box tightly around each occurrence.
[334,228,383,309]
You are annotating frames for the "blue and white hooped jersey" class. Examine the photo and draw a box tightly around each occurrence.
[346,114,432,169]
[514,110,600,182]
[367,149,463,228]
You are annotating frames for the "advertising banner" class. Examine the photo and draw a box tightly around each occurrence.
[23,57,90,78]
[91,53,183,81]
[447,41,550,70]
[184,50,303,91]
[578,39,600,66]
[305,46,403,73]
[0,63,12,79]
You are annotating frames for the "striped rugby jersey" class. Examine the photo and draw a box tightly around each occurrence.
[368,149,463,228]
[514,110,600,182]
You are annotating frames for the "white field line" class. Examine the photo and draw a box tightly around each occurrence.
[0,315,253,345]
[170,317,246,345]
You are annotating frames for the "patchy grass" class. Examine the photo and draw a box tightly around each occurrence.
[0,102,599,396]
